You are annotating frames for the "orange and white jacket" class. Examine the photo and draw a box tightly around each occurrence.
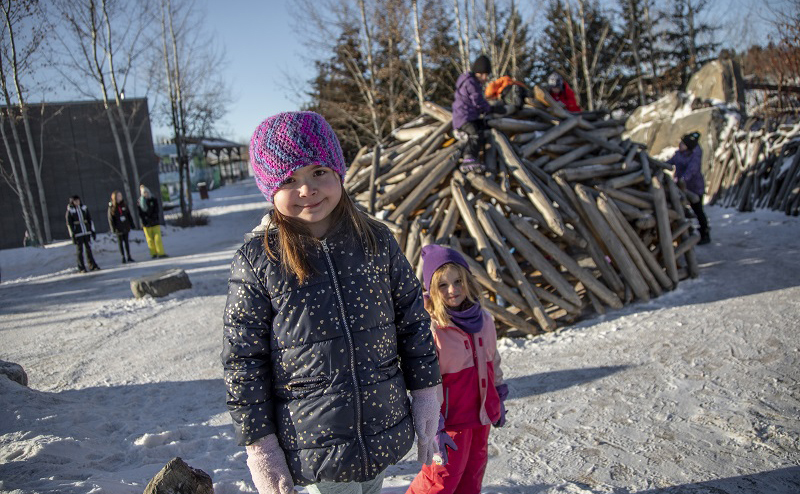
[433,309,504,430]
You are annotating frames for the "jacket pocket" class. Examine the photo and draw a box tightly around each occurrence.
[376,356,400,380]
[286,376,329,397]
[444,387,450,419]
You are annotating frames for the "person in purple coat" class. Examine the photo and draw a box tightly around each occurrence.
[452,54,504,174]
[667,131,710,244]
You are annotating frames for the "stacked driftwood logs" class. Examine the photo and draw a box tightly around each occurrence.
[707,120,800,215]
[344,86,700,336]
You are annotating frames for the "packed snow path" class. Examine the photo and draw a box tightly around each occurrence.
[1,181,798,494]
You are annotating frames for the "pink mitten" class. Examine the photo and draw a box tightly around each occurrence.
[410,386,441,465]
[245,434,295,494]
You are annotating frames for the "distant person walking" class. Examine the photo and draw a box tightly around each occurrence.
[66,195,100,273]
[667,131,710,244]
[108,190,135,264]
[138,185,167,258]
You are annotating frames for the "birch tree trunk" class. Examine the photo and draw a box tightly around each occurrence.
[101,0,142,212]
[358,0,381,138]
[0,113,39,244]
[1,2,48,243]
[412,0,425,112]
[578,0,594,110]
[87,0,135,215]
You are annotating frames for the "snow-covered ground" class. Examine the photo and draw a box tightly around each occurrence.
[1,180,798,494]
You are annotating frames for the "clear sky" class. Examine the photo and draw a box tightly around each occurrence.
[192,0,782,145]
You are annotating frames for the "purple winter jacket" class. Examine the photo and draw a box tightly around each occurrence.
[452,72,491,130]
[667,146,705,198]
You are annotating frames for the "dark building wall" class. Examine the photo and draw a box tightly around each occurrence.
[0,98,159,250]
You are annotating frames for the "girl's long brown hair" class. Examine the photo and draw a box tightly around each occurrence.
[264,186,381,284]
[110,190,123,208]
[428,263,483,328]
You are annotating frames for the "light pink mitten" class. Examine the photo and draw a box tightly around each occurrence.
[410,386,441,465]
[246,434,295,494]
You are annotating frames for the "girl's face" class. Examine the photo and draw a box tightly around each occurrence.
[272,164,342,238]
[436,264,467,308]
[115,192,123,203]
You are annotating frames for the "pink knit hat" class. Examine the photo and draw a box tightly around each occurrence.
[250,111,346,203]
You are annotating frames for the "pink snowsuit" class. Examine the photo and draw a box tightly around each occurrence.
[407,309,504,494]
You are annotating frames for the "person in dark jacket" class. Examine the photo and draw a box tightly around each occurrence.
[222,111,442,494]
[668,131,710,244]
[547,73,582,112]
[65,195,99,273]
[107,190,135,263]
[452,54,504,174]
[138,185,167,258]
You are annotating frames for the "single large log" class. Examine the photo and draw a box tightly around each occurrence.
[422,101,452,123]
[666,177,699,278]
[650,175,679,284]
[393,125,436,142]
[482,297,542,335]
[557,163,626,182]
[510,216,623,309]
[450,180,502,282]
[488,118,551,133]
[606,170,645,189]
[493,129,566,236]
[543,143,597,173]
[595,184,652,210]
[574,184,651,302]
[436,200,460,243]
[368,145,381,214]
[565,153,624,169]
[573,128,625,154]
[520,117,580,158]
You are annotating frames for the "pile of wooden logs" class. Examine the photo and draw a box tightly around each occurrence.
[707,121,800,215]
[345,86,701,336]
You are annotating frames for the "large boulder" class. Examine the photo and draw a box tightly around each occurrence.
[0,360,27,386]
[131,268,192,299]
[686,53,746,108]
[143,457,213,494]
[624,92,732,176]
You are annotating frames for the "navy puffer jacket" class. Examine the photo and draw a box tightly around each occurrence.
[221,221,441,485]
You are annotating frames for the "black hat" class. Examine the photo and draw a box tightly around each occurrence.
[471,55,491,74]
[681,132,700,150]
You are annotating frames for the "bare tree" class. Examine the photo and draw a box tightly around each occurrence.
[412,0,426,111]
[154,0,229,222]
[0,0,48,244]
[53,0,152,216]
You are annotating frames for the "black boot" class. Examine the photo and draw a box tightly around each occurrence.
[122,257,127,264]
[699,227,711,245]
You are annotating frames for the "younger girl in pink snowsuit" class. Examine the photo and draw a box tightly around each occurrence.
[407,244,508,494]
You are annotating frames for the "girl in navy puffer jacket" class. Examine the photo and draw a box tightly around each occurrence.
[222,111,443,494]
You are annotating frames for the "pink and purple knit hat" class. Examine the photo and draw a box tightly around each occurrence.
[249,111,346,203]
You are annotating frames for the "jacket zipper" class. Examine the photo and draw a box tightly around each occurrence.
[321,238,369,477]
